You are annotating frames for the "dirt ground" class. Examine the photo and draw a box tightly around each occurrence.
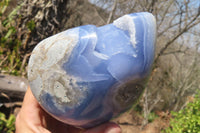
[112,110,171,133]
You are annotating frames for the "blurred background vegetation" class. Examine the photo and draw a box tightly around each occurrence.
[0,0,200,132]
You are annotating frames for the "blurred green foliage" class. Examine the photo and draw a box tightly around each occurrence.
[164,92,200,133]
[0,0,26,76]
[0,112,15,133]
[27,20,35,32]
[147,112,158,123]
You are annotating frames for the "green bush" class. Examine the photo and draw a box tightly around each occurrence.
[164,92,200,133]
[0,112,15,133]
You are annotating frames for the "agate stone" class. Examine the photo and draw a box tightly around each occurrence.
[28,12,156,128]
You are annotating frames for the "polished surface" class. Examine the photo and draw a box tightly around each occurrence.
[28,12,156,128]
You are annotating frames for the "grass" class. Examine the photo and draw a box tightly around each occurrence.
[0,0,29,76]
[0,112,15,133]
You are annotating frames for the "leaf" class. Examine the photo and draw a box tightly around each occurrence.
[4,27,16,39]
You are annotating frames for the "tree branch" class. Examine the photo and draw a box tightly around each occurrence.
[107,0,117,24]
[155,12,200,63]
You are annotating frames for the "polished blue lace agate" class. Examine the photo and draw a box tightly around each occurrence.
[28,12,156,128]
